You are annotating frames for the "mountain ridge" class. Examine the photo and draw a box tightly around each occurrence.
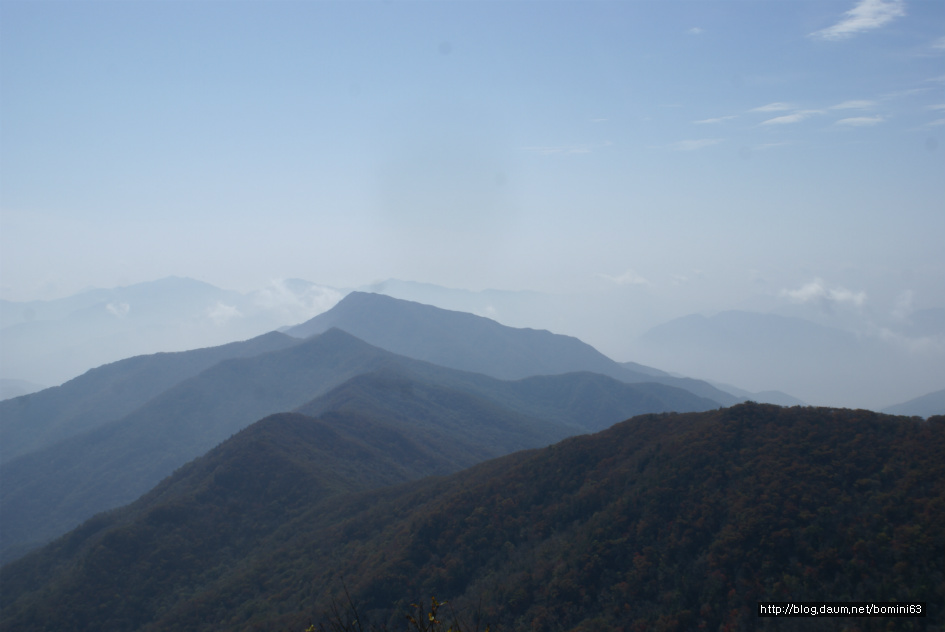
[0,327,715,563]
[288,292,740,406]
[2,403,940,631]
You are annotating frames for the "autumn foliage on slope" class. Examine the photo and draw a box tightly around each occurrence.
[2,404,942,632]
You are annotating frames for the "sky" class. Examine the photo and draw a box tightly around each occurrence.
[1,1,943,328]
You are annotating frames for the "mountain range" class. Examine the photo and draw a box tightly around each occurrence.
[2,403,940,631]
[2,287,942,631]
[287,292,740,405]
[0,293,721,563]
[4,276,943,411]
[628,310,945,410]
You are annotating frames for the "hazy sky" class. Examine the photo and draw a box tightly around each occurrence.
[2,0,943,321]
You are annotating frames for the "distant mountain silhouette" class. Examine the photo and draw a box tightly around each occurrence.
[630,310,945,409]
[706,380,806,407]
[882,387,945,418]
[0,276,343,387]
[3,403,940,632]
[288,292,739,405]
[0,329,715,563]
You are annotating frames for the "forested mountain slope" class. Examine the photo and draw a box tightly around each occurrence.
[3,403,940,632]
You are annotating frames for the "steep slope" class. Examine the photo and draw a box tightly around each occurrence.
[0,330,298,463]
[883,387,945,418]
[2,404,941,632]
[288,292,739,405]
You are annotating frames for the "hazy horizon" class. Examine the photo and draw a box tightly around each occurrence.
[1,0,943,408]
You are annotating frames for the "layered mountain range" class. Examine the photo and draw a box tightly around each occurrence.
[0,292,722,563]
[2,291,941,632]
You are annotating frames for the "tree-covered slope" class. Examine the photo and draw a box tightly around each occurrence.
[3,404,941,632]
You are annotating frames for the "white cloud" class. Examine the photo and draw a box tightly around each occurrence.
[669,138,722,151]
[932,36,945,51]
[761,110,821,125]
[831,100,876,110]
[926,118,945,127]
[694,115,737,124]
[252,279,343,320]
[601,270,650,286]
[106,302,130,318]
[812,0,905,41]
[780,278,867,308]
[523,144,598,155]
[835,115,884,126]
[928,104,945,111]
[688,27,704,35]
[206,302,242,326]
[752,102,795,112]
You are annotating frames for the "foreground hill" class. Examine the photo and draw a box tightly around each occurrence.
[2,403,940,632]
[288,292,740,405]
[0,329,713,562]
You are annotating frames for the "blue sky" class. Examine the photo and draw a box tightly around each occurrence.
[1,0,943,325]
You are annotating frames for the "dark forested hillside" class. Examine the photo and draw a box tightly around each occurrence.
[2,403,941,632]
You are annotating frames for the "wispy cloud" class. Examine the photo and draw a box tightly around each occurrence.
[207,302,242,326]
[523,145,592,156]
[752,102,795,112]
[668,138,723,151]
[932,36,945,51]
[926,118,945,127]
[780,278,866,308]
[601,269,650,286]
[688,27,704,35]
[694,115,737,124]
[106,302,130,318]
[928,104,945,111]
[523,141,612,156]
[761,110,822,125]
[836,115,885,126]
[831,100,876,110]
[812,0,905,41]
